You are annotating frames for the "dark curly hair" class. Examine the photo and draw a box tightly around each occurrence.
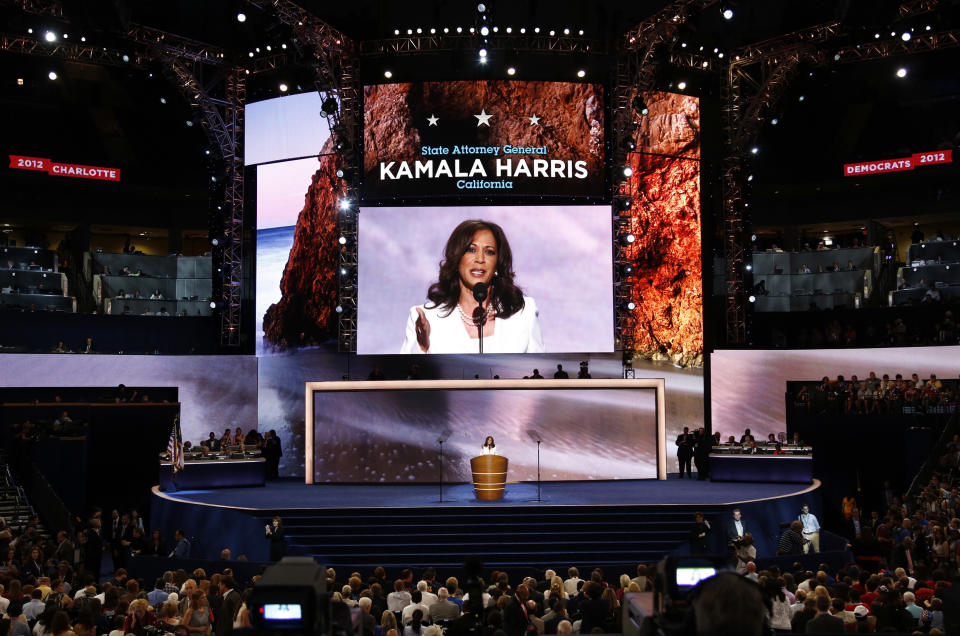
[425,219,525,319]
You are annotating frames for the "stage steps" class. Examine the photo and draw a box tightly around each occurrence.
[252,505,726,570]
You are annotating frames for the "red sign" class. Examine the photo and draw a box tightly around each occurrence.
[8,154,121,182]
[843,149,952,177]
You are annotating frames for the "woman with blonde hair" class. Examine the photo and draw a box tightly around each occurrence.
[813,585,831,601]
[380,609,399,636]
[543,575,567,601]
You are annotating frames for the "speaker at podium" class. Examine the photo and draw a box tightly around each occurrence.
[470,454,508,500]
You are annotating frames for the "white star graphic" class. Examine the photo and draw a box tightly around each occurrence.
[528,114,541,125]
[427,114,439,126]
[474,109,492,127]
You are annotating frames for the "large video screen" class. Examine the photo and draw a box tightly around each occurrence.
[357,205,613,354]
[312,385,658,483]
[363,81,605,199]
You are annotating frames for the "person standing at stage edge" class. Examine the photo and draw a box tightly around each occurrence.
[675,427,695,478]
[693,427,711,480]
[265,516,285,562]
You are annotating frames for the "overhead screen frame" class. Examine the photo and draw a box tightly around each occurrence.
[304,378,667,484]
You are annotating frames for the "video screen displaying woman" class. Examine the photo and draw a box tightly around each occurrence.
[400,219,543,354]
[357,205,614,355]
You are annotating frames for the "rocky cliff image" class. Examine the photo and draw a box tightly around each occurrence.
[627,91,703,366]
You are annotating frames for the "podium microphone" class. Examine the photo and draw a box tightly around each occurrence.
[472,282,488,354]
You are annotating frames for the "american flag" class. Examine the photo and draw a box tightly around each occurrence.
[167,417,184,473]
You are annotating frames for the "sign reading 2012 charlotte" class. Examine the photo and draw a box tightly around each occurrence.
[362,80,605,199]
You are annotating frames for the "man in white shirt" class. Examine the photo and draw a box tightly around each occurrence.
[563,567,582,597]
[799,504,820,553]
[401,591,431,625]
[0,584,9,615]
[894,568,917,590]
[418,580,439,607]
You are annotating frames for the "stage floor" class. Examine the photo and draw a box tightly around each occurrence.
[156,476,820,510]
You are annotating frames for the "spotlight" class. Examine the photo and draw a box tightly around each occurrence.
[394,29,400,35]
[750,147,758,154]
[44,30,56,42]
[121,54,129,63]
[507,66,516,76]
[338,236,347,245]
[47,71,57,80]
[549,30,555,36]
[335,168,345,178]
[186,120,194,127]
[211,238,220,247]
[209,301,218,309]
[407,29,412,35]
[321,97,338,115]
[505,27,512,33]
[479,48,487,57]
[576,69,586,78]
[339,199,351,210]
[722,7,733,19]
[335,305,344,313]
[444,27,449,33]
[623,166,633,178]
[62,33,68,39]
[624,234,636,244]
[901,31,911,41]
[384,69,393,79]
[430,28,436,33]
[747,174,754,182]
[236,12,246,22]
[677,81,687,90]
[632,96,649,115]
[745,264,753,271]
[748,295,756,303]
[798,95,805,101]
[534,27,540,33]
[416,27,422,33]
[457,26,463,33]
[520,27,526,33]
[477,3,486,11]
[248,52,254,57]
[626,301,636,310]
[579,29,584,35]
[896,67,907,78]
[480,25,489,36]
[279,83,288,92]
[771,118,779,125]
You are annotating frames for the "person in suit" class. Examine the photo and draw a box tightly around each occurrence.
[576,582,608,635]
[689,512,711,553]
[693,428,711,480]
[216,576,241,636]
[430,588,460,622]
[523,578,545,615]
[804,594,844,632]
[84,521,103,582]
[725,509,749,548]
[503,584,532,636]
[675,427,695,478]
[356,597,376,636]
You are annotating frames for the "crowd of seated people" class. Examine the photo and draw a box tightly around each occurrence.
[791,372,957,416]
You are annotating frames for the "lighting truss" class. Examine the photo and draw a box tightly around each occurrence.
[719,10,960,343]
[360,33,605,55]
[248,0,362,352]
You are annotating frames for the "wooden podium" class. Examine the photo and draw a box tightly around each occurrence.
[470,455,508,500]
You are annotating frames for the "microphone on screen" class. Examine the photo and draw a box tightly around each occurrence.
[472,282,488,303]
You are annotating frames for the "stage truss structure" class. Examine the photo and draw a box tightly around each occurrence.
[6,0,960,352]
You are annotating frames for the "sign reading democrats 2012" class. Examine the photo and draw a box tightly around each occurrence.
[362,80,605,199]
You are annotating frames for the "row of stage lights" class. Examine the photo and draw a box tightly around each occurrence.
[381,66,588,79]
[390,26,585,36]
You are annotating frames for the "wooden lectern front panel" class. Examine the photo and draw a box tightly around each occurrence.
[470,455,508,500]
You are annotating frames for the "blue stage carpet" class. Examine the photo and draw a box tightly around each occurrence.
[160,476,818,510]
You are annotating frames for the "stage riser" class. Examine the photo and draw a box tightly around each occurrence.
[252,505,726,570]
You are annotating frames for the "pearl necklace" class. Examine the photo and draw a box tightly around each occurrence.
[457,303,495,327]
